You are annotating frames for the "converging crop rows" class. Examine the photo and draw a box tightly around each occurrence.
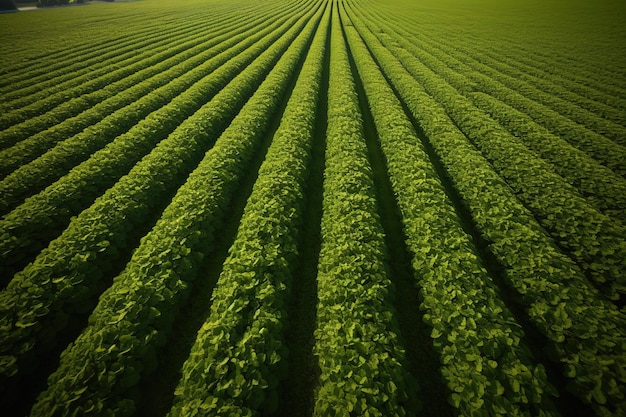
[1,0,625,416]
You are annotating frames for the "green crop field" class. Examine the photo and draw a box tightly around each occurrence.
[1,0,625,415]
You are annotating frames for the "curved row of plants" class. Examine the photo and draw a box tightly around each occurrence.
[29,4,324,415]
[358,1,626,149]
[358,0,626,112]
[372,17,626,181]
[491,47,626,121]
[502,45,626,106]
[352,3,626,302]
[0,0,298,169]
[1,0,624,415]
[466,77,626,177]
[0,8,222,123]
[345,1,626,414]
[0,0,261,94]
[445,41,626,129]
[416,28,626,145]
[0,0,308,282]
[342,7,557,415]
[168,5,329,415]
[0,0,318,387]
[312,8,418,417]
[468,92,626,223]
[0,22,238,153]
[0,0,311,281]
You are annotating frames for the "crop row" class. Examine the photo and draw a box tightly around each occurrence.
[412,29,626,144]
[0,18,222,142]
[360,2,626,148]
[354,4,626,302]
[466,76,626,178]
[341,6,557,416]
[345,2,626,414]
[506,60,626,122]
[483,41,626,111]
[0,20,162,92]
[28,4,324,415]
[2,0,625,415]
[0,1,299,169]
[450,43,626,129]
[0,1,299,202]
[363,0,626,112]
[0,0,317,389]
[0,0,255,95]
[468,92,626,224]
[0,2,307,279]
[169,5,329,415]
[409,28,626,177]
[0,10,215,116]
[312,8,418,417]
[361,5,626,180]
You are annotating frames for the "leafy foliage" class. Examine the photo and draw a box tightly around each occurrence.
[0,4,308,282]
[27,5,322,416]
[169,8,328,415]
[1,0,624,416]
[344,2,626,414]
[0,5,309,389]
[342,7,557,416]
[312,10,419,417]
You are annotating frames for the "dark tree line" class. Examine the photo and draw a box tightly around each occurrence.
[0,0,17,12]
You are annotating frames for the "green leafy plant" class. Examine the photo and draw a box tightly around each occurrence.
[312,9,419,417]
[28,4,322,416]
[345,3,626,414]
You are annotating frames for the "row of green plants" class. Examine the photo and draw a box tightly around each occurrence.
[360,6,626,302]
[0,17,230,149]
[169,6,328,415]
[458,44,626,129]
[29,4,323,415]
[502,46,626,109]
[0,3,291,172]
[342,8,557,416]
[0,2,305,279]
[370,1,626,118]
[469,92,626,224]
[360,5,626,164]
[345,3,626,414]
[0,8,213,118]
[467,73,626,178]
[0,0,248,95]
[508,56,626,115]
[406,24,626,145]
[312,9,418,417]
[0,3,294,207]
[0,18,157,97]
[0,0,316,388]
[475,55,626,145]
[1,15,221,101]
[496,50,626,129]
[375,18,626,183]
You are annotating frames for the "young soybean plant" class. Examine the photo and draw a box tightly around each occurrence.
[0,1,307,280]
[0,1,298,214]
[359,7,626,302]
